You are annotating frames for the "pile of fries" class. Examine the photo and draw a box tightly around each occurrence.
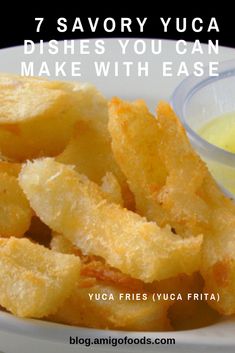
[0,73,235,331]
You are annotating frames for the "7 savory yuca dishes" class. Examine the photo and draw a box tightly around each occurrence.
[0,73,234,331]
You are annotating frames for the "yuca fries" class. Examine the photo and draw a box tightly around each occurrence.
[0,237,80,317]
[156,104,235,315]
[1,73,235,330]
[19,158,202,282]
[108,97,235,315]
[50,232,144,290]
[108,98,209,236]
[0,74,114,162]
[108,98,167,226]
[156,102,210,236]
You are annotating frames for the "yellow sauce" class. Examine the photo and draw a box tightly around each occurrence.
[199,112,235,153]
[198,112,235,196]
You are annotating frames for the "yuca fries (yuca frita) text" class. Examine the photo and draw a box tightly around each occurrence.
[49,281,171,331]
[19,158,202,283]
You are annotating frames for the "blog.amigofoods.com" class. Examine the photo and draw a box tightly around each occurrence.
[69,335,176,347]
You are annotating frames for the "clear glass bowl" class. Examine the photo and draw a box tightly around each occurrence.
[171,59,235,198]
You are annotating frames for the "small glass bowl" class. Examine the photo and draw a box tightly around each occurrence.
[171,59,235,198]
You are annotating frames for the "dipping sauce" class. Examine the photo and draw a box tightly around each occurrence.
[198,112,235,196]
[199,112,235,153]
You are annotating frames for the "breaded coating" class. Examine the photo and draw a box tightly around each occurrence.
[108,98,209,236]
[0,237,80,317]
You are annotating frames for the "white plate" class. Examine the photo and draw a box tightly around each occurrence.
[0,39,235,353]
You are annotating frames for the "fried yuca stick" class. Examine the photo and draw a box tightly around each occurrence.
[156,104,235,315]
[19,158,202,283]
[108,98,210,236]
[156,102,210,235]
[50,232,144,290]
[0,237,80,318]
[108,98,167,225]
[108,98,235,315]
